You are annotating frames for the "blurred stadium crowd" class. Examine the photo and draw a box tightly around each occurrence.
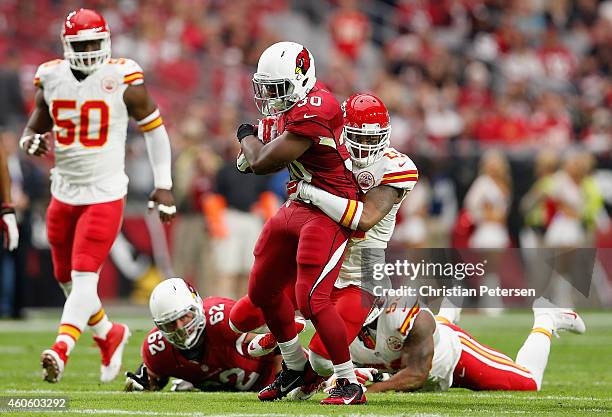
[1,0,612,316]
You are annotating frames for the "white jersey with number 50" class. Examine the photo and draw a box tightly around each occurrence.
[336,148,418,290]
[34,58,145,205]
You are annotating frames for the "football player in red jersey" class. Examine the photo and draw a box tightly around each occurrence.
[236,42,365,404]
[232,94,419,401]
[19,9,175,383]
[124,278,280,392]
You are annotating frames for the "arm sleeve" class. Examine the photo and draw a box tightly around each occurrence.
[138,109,173,189]
[299,182,363,230]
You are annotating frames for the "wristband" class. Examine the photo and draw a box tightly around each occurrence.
[237,123,256,142]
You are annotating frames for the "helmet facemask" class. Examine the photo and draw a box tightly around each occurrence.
[62,31,111,74]
[344,124,391,168]
[253,77,298,116]
[153,304,205,350]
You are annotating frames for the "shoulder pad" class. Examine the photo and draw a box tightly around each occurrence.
[108,58,145,85]
[33,59,65,88]
[383,299,421,338]
[379,148,418,190]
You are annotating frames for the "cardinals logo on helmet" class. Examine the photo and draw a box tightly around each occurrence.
[295,47,311,75]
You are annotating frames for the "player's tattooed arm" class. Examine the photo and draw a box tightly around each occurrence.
[238,127,312,174]
[367,312,435,393]
[357,185,403,231]
[20,89,53,156]
[124,84,176,223]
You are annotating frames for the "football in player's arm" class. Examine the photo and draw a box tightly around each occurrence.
[20,58,175,223]
[0,143,18,251]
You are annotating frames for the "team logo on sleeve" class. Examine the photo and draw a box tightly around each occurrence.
[295,47,311,75]
[357,171,375,190]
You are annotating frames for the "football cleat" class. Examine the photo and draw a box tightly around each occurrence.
[41,342,68,383]
[287,361,325,400]
[258,362,305,401]
[248,317,306,357]
[94,323,130,382]
[533,297,586,335]
[320,378,366,405]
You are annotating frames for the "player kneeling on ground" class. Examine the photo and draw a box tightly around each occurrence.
[125,278,281,392]
[348,297,585,393]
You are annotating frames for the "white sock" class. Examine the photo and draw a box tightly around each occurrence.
[515,327,552,390]
[56,271,102,353]
[333,360,358,384]
[88,308,113,339]
[277,336,307,371]
[56,334,76,355]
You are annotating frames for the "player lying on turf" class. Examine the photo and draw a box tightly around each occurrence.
[341,297,585,392]
[229,93,419,400]
[21,8,175,383]
[125,278,281,392]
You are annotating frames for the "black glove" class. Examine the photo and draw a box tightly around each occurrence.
[125,363,151,391]
[237,123,256,142]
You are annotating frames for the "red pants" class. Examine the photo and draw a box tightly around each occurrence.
[308,285,374,359]
[445,323,538,391]
[46,197,124,283]
[248,201,352,364]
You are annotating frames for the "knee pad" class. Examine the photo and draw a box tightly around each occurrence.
[309,351,334,377]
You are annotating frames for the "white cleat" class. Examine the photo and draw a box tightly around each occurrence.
[95,323,131,382]
[533,297,586,335]
[41,346,66,383]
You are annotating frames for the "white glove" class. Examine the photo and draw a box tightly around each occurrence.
[286,180,311,203]
[19,133,51,156]
[257,116,279,144]
[236,150,252,173]
[170,378,196,392]
[1,208,19,251]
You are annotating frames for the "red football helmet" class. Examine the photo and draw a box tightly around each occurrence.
[61,9,111,74]
[341,93,391,167]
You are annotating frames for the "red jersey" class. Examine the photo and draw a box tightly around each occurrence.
[142,297,276,391]
[277,81,359,200]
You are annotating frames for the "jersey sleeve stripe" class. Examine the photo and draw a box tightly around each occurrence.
[381,175,418,185]
[33,77,41,87]
[340,200,357,228]
[124,72,144,84]
[139,116,163,132]
[399,304,420,335]
[383,169,418,178]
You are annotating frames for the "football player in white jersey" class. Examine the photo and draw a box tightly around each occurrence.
[18,9,175,383]
[229,94,419,397]
[354,297,585,393]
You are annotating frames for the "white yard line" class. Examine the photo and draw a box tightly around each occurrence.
[1,389,607,403]
[17,411,447,417]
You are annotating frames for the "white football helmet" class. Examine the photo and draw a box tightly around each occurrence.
[253,41,317,116]
[149,278,205,350]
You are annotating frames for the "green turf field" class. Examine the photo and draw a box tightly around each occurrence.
[0,310,611,417]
